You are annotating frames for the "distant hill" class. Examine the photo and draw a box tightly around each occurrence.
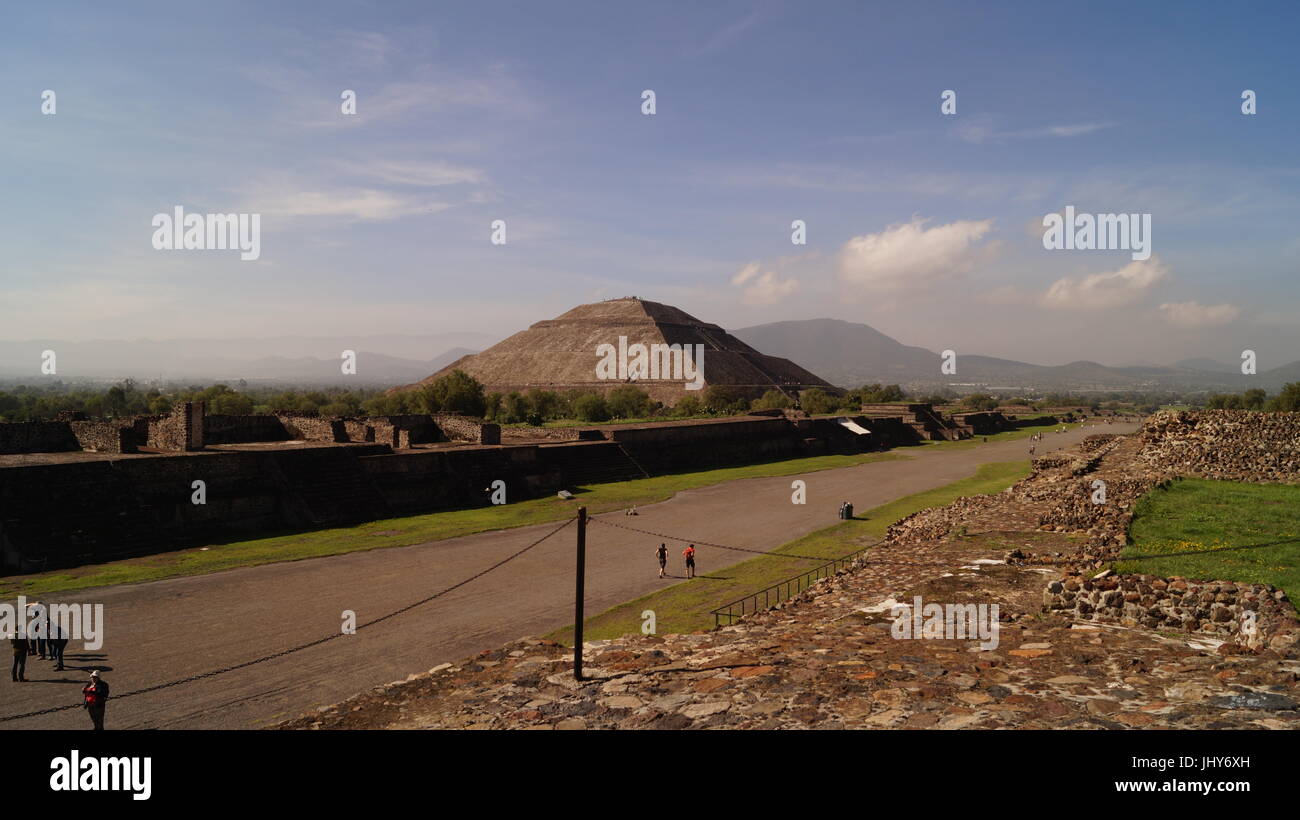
[726,319,936,387]
[1174,357,1237,374]
[732,318,1299,393]
[0,336,489,384]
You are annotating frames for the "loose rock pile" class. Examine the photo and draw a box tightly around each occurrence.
[1079,433,1120,453]
[1035,477,1159,551]
[1139,410,1300,482]
[1045,573,1298,652]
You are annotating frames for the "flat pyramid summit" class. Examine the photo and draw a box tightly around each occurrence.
[401,297,835,404]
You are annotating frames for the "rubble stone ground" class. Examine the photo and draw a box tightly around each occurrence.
[281,411,1299,730]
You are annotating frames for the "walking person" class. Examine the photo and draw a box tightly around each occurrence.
[655,543,668,578]
[29,602,47,659]
[10,638,27,682]
[682,544,696,579]
[48,618,67,672]
[83,671,109,731]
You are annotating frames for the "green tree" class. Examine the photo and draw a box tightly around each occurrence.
[573,393,611,422]
[1268,383,1300,412]
[1242,388,1267,410]
[674,395,703,417]
[702,385,749,415]
[422,369,487,417]
[962,393,999,411]
[751,389,792,411]
[606,385,652,419]
[799,388,837,415]
[497,392,528,424]
[524,389,563,423]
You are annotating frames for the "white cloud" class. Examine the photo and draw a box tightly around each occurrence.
[956,115,1116,144]
[240,186,446,222]
[837,216,997,293]
[1157,301,1241,328]
[346,159,484,187]
[1041,256,1170,310]
[731,262,799,305]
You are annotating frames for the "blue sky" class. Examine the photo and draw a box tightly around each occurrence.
[2,0,1297,367]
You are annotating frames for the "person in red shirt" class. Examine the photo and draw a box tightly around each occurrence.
[83,670,110,731]
[682,544,696,578]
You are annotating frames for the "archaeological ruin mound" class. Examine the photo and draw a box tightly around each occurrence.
[392,297,837,404]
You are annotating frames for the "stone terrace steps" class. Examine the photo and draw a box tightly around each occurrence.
[538,441,646,487]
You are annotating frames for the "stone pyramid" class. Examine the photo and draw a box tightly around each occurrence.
[401,297,835,404]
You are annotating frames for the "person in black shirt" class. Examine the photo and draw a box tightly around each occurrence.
[10,638,27,682]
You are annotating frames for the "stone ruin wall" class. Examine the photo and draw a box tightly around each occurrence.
[0,403,502,457]
[432,413,500,445]
[1138,409,1300,483]
[275,413,345,443]
[0,420,81,455]
[205,414,294,445]
[949,411,1011,435]
[144,402,204,452]
[874,413,1300,653]
[69,420,140,453]
[1043,573,1293,650]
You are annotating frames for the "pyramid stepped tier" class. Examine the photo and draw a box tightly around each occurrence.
[859,403,972,442]
[393,298,837,405]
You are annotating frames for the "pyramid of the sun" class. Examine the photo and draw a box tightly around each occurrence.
[402,297,836,404]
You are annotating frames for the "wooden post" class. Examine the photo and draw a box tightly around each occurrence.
[573,507,587,680]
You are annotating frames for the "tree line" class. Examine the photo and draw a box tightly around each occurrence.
[5,375,1297,426]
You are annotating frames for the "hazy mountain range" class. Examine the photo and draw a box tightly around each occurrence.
[0,335,491,385]
[731,318,1298,393]
[3,320,1294,395]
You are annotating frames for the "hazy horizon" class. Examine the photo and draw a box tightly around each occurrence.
[4,1,1297,370]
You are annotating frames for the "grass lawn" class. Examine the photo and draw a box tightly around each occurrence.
[916,417,1087,451]
[547,459,1032,644]
[0,449,909,598]
[1119,478,1300,605]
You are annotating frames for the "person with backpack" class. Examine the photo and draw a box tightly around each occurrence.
[682,544,696,578]
[655,543,668,578]
[83,670,110,731]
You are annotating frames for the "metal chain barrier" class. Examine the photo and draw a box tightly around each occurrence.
[0,515,576,724]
